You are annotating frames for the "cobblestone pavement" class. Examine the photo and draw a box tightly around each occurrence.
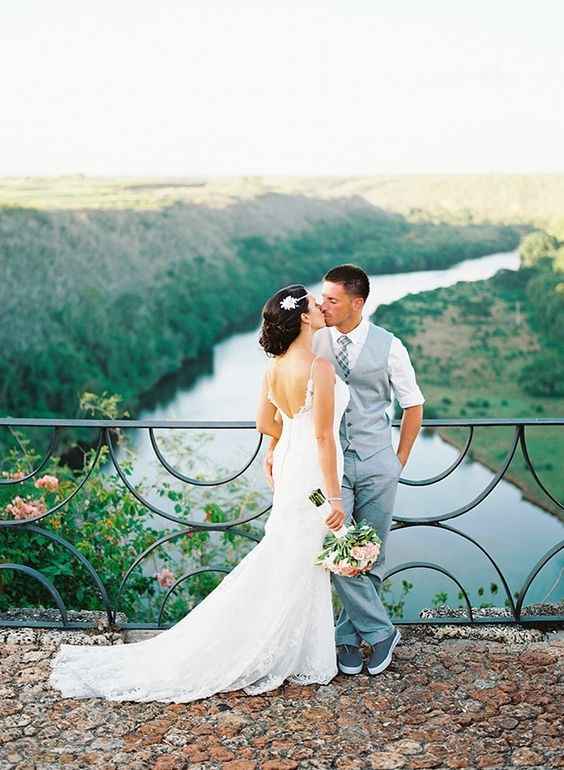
[0,625,562,770]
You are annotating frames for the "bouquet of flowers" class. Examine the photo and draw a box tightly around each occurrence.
[308,488,382,576]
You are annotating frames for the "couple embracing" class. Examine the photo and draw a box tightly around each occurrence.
[49,263,424,703]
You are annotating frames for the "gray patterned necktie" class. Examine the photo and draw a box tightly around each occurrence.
[336,334,353,378]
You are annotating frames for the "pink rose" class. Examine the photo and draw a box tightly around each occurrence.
[351,543,380,564]
[364,543,380,560]
[351,546,367,560]
[335,562,360,577]
[34,474,59,492]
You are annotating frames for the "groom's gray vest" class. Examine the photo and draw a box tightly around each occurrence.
[312,323,394,460]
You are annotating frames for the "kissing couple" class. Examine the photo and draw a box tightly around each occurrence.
[49,263,424,702]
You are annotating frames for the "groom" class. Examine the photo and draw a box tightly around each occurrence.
[264,263,424,676]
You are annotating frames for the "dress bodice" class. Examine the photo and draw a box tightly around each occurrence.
[267,367,350,434]
[267,369,350,508]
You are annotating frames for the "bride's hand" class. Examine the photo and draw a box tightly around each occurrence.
[263,448,274,489]
[325,502,346,532]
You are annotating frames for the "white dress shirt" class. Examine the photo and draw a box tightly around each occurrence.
[328,318,425,409]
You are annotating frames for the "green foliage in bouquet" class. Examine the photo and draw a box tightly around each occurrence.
[315,519,382,572]
[316,520,381,565]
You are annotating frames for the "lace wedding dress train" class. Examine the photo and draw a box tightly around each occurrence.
[48,370,350,702]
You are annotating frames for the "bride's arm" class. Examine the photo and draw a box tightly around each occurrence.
[262,411,282,486]
[256,372,283,440]
[312,358,341,502]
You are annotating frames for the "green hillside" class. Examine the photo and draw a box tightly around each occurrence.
[1,177,523,434]
[373,232,564,519]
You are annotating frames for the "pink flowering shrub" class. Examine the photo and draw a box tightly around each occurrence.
[0,395,262,624]
[155,567,175,588]
[4,474,60,521]
[5,495,47,520]
[34,474,60,492]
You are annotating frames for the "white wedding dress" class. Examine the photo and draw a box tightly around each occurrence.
[48,365,350,702]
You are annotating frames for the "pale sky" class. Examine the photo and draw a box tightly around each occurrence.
[2,0,564,176]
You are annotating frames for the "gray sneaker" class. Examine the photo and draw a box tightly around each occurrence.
[337,644,363,675]
[367,629,401,675]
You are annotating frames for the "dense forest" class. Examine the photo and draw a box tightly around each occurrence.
[374,227,564,517]
[1,185,521,434]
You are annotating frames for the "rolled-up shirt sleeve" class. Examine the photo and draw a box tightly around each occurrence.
[388,336,425,408]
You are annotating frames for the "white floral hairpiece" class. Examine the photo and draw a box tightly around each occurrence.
[280,293,309,310]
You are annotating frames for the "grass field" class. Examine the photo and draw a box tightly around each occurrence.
[2,174,564,228]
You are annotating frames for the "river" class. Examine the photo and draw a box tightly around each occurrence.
[112,250,563,621]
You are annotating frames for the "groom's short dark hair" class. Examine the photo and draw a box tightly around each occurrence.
[323,264,369,301]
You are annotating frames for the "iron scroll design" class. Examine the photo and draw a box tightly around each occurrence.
[0,416,562,630]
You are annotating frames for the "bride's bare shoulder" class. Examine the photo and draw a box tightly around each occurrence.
[263,360,275,380]
[312,356,336,381]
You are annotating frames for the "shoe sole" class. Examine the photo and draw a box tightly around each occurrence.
[337,661,363,675]
[367,630,401,675]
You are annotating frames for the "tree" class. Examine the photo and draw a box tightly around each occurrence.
[548,216,564,242]
[519,352,564,397]
[526,270,564,339]
[553,246,564,274]
[519,231,558,268]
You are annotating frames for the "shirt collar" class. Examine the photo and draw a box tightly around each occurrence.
[329,317,369,345]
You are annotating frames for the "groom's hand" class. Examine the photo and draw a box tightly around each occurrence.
[396,451,408,468]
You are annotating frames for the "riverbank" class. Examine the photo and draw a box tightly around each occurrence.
[374,267,564,519]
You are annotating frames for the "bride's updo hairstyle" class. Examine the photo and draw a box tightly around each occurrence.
[259,284,309,357]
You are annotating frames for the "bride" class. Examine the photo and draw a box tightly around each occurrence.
[48,284,350,702]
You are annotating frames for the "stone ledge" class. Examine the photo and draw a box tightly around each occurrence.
[0,609,129,649]
[1,613,563,770]
[420,601,564,619]
[2,605,562,648]
[0,607,128,628]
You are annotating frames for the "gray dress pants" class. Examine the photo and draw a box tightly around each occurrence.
[332,444,402,646]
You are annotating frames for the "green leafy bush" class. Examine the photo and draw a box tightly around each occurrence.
[0,393,263,624]
[519,352,564,397]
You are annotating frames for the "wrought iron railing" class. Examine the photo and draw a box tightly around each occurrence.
[1,417,562,630]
